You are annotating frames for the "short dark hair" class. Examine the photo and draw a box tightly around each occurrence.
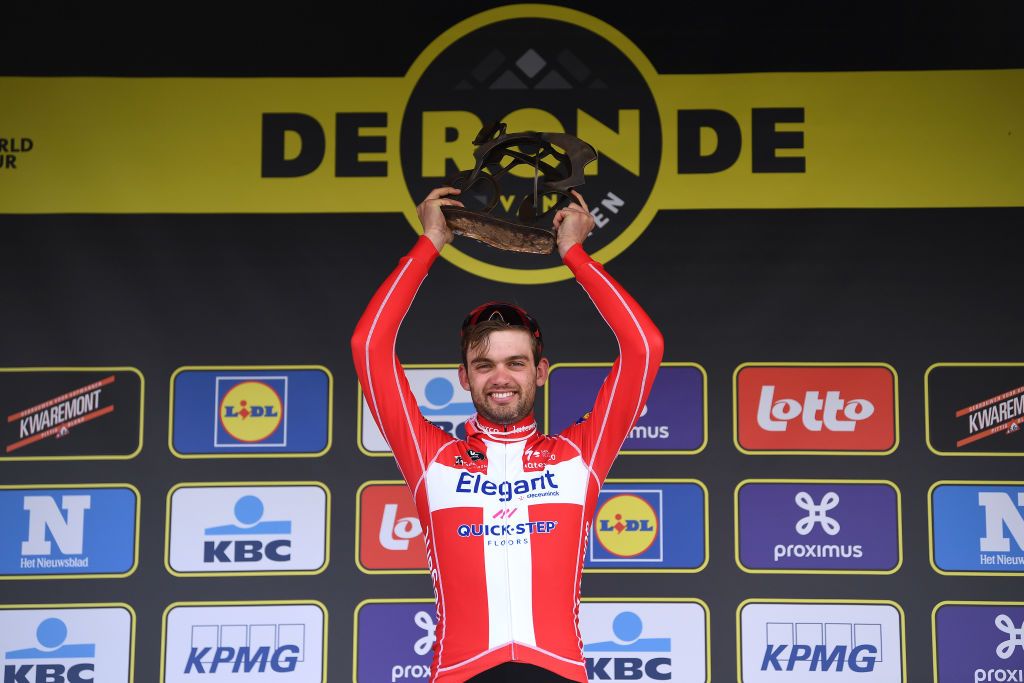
[461,320,542,367]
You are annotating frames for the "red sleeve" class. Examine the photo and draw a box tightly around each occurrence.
[351,236,456,487]
[557,244,664,484]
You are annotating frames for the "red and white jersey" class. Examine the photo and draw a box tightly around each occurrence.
[352,237,663,682]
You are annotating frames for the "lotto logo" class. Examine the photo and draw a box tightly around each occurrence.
[734,364,898,454]
[357,483,426,573]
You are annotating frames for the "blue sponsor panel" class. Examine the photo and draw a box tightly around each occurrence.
[171,367,330,456]
[931,483,1024,573]
[0,486,138,578]
[355,601,435,683]
[586,482,706,571]
[546,364,705,453]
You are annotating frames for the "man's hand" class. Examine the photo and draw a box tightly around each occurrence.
[417,187,463,253]
[552,190,596,258]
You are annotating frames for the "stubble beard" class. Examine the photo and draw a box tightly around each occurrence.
[472,383,536,425]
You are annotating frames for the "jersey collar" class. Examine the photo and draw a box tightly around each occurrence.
[467,413,538,442]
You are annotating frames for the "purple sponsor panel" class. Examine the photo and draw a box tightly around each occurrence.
[737,482,900,572]
[935,604,1024,682]
[356,601,436,683]
[547,365,704,452]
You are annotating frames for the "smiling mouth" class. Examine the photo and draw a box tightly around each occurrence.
[488,390,517,402]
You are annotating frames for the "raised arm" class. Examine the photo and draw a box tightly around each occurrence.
[555,193,665,484]
[350,188,463,485]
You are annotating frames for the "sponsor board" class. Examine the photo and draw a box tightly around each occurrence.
[926,363,1024,456]
[166,483,329,577]
[737,600,906,682]
[355,481,426,574]
[545,363,707,454]
[358,365,480,457]
[1,367,143,461]
[169,366,332,458]
[581,600,709,682]
[0,484,139,579]
[932,602,1024,683]
[929,481,1024,575]
[735,480,902,574]
[0,604,135,682]
[352,598,708,682]
[586,481,708,572]
[355,480,703,575]
[3,6,1022,285]
[733,363,898,455]
[161,601,326,682]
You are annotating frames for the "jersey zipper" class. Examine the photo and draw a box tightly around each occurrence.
[502,440,517,661]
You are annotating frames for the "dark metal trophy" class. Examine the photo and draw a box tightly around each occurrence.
[441,122,598,254]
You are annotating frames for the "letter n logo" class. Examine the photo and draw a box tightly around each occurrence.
[21,495,91,555]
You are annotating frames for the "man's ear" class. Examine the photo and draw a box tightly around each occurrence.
[535,357,550,387]
[458,364,471,391]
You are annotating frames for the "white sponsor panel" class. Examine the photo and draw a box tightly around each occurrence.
[0,606,133,682]
[163,603,325,682]
[739,602,903,682]
[580,601,707,682]
[361,368,474,452]
[168,485,327,573]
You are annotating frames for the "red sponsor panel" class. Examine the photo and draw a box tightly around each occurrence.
[359,483,427,570]
[735,365,897,453]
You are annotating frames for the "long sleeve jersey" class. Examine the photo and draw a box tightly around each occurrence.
[351,236,663,682]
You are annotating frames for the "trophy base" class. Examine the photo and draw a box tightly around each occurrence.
[442,207,556,255]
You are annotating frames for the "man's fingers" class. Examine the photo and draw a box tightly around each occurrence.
[570,189,589,212]
[424,186,462,201]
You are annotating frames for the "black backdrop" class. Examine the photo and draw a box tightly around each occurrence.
[2,2,1023,681]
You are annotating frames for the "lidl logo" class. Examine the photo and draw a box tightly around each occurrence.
[167,484,329,576]
[931,482,1024,574]
[735,481,901,573]
[162,602,326,682]
[580,601,708,681]
[0,606,134,683]
[546,364,705,454]
[738,601,905,681]
[934,603,1024,682]
[360,367,475,455]
[586,482,706,571]
[170,367,331,458]
[0,485,138,578]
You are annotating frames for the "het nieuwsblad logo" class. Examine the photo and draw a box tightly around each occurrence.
[258,5,806,284]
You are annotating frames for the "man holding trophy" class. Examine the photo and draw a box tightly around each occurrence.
[352,125,663,682]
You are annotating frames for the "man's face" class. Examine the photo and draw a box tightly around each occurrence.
[459,329,549,425]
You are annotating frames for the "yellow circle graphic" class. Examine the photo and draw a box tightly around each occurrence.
[219,381,284,443]
[399,4,663,284]
[594,493,659,557]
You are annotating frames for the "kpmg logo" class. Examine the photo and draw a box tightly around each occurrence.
[736,482,900,573]
[934,603,1024,682]
[354,601,436,683]
[357,483,426,573]
[931,483,1024,573]
[166,484,328,575]
[739,601,905,681]
[546,364,706,454]
[579,601,707,681]
[170,367,331,458]
[0,606,134,682]
[734,364,898,454]
[0,486,138,578]
[0,368,144,460]
[360,367,474,455]
[587,482,706,571]
[162,602,325,682]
